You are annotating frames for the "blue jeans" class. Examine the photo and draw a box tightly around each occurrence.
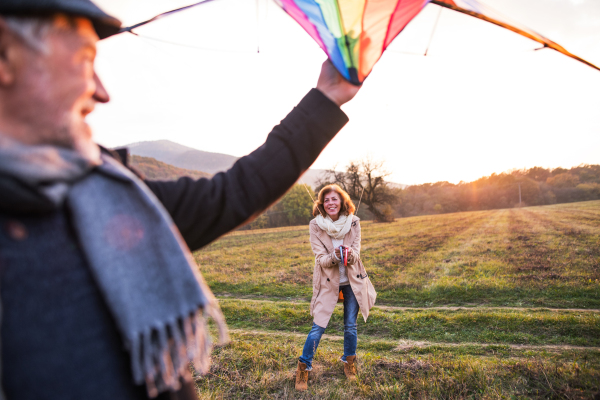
[299,285,359,369]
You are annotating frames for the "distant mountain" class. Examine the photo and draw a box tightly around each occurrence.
[130,155,211,180]
[125,140,238,175]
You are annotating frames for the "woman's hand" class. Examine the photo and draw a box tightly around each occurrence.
[346,248,357,265]
[334,246,349,260]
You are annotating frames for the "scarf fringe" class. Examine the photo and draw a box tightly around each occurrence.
[128,299,229,398]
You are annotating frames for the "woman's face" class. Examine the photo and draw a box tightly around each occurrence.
[323,191,342,219]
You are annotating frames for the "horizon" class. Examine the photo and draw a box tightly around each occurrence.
[126,138,596,186]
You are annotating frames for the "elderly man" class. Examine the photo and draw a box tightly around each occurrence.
[0,1,361,399]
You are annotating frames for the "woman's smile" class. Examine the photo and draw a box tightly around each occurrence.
[323,192,341,220]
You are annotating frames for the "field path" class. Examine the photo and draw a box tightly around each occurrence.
[217,296,600,313]
[226,328,600,351]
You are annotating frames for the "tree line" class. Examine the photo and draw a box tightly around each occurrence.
[241,163,600,229]
[397,164,600,217]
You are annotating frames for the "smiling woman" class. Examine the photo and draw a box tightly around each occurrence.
[295,184,376,391]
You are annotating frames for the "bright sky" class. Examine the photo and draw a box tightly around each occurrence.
[91,0,600,185]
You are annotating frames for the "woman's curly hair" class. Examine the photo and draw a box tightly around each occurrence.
[313,184,356,217]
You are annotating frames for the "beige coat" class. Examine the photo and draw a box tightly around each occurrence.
[308,215,377,328]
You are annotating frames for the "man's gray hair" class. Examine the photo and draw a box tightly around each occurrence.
[3,14,67,53]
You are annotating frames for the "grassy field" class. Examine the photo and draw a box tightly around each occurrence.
[194,201,600,399]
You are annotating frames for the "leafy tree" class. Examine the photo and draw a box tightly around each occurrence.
[551,167,569,176]
[243,184,315,230]
[248,214,269,230]
[525,166,551,182]
[277,184,315,226]
[547,173,580,188]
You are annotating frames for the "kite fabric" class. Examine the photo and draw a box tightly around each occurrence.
[275,0,600,85]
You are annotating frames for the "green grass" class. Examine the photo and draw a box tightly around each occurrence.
[194,201,600,398]
[197,201,600,308]
[217,299,600,347]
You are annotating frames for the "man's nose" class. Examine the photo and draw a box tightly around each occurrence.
[92,72,110,103]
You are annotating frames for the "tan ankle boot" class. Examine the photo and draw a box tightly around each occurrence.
[295,361,308,391]
[343,355,357,381]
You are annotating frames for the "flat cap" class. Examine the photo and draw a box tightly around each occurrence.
[0,0,121,39]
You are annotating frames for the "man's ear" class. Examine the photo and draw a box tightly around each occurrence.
[0,17,17,86]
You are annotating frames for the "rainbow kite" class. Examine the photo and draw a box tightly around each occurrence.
[275,0,600,85]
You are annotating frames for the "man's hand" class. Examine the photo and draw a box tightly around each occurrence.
[316,59,361,107]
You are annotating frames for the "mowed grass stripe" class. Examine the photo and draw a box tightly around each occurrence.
[197,330,600,399]
[542,202,600,229]
[218,299,600,347]
[370,205,599,307]
[367,211,499,291]
[522,206,600,236]
[508,208,599,286]
[372,210,510,302]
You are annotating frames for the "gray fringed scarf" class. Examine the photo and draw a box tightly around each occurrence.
[0,136,228,397]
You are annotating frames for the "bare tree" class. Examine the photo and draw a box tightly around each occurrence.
[316,157,398,222]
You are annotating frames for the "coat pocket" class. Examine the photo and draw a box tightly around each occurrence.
[358,260,369,279]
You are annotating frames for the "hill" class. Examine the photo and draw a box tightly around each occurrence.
[126,140,238,175]
[129,155,211,180]
[193,201,600,398]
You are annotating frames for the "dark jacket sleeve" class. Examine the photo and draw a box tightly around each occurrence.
[144,89,348,252]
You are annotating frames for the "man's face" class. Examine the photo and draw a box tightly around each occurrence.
[5,15,108,151]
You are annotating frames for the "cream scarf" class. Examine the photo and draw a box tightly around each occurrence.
[316,213,353,240]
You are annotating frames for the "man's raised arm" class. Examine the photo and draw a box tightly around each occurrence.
[145,61,361,251]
